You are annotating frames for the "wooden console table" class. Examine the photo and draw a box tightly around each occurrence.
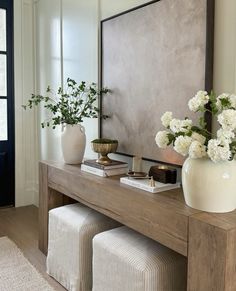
[39,161,236,291]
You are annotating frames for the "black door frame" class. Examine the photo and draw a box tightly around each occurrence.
[0,0,15,206]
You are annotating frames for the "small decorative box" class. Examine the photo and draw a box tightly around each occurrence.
[149,165,177,184]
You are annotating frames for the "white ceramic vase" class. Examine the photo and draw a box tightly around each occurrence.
[182,157,236,213]
[61,124,86,164]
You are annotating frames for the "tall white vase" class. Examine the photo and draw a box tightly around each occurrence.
[61,124,86,164]
[182,157,236,213]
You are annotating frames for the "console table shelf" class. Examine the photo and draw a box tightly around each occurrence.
[39,161,236,291]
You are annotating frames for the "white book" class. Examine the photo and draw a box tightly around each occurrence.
[81,164,128,177]
[83,159,128,169]
[120,177,180,193]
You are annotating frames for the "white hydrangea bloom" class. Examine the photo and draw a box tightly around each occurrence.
[189,141,207,159]
[191,132,206,145]
[169,119,182,133]
[174,136,192,156]
[218,109,236,130]
[155,131,169,149]
[181,119,192,132]
[217,128,235,144]
[207,139,231,162]
[188,90,209,112]
[216,93,230,111]
[196,90,208,98]
[188,97,202,112]
[161,111,173,128]
[169,118,192,133]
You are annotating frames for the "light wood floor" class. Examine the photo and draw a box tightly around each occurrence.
[0,205,65,290]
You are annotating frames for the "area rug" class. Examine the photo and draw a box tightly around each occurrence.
[0,237,55,291]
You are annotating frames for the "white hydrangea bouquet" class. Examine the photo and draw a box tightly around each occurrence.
[155,90,236,163]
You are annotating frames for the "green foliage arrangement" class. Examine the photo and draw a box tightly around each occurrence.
[22,78,110,129]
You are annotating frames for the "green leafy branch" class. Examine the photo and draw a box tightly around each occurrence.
[22,78,110,129]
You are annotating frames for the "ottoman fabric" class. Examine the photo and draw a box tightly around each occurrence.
[46,203,119,291]
[93,226,187,291]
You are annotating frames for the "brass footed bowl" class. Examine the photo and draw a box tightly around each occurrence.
[91,140,118,165]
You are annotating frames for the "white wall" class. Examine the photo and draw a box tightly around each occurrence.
[14,0,38,207]
[62,0,99,159]
[34,0,62,163]
[214,0,236,94]
[212,0,236,133]
[35,0,99,162]
[100,0,151,20]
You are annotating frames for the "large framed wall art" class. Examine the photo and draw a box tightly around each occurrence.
[100,0,214,166]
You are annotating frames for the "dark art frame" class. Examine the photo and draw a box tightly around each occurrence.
[100,0,214,167]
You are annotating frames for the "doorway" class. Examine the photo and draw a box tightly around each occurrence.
[0,0,14,206]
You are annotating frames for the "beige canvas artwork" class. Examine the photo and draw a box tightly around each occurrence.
[101,0,213,165]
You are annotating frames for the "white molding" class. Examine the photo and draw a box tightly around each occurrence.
[60,0,64,87]
[23,0,32,5]
[14,0,38,207]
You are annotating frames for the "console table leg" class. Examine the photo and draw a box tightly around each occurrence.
[39,163,48,254]
[39,163,64,254]
[188,215,236,291]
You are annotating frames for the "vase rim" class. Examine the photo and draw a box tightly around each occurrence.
[64,123,82,126]
[187,156,236,164]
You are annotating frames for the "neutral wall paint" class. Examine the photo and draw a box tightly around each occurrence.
[212,0,236,132]
[100,0,151,20]
[62,0,99,159]
[35,0,62,164]
[35,0,99,164]
[213,0,236,94]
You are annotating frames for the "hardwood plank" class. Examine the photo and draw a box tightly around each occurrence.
[0,205,65,291]
[45,161,202,256]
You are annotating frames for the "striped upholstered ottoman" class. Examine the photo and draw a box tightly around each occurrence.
[93,226,187,291]
[46,204,119,291]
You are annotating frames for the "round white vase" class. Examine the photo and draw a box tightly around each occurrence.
[61,124,86,164]
[182,157,236,213]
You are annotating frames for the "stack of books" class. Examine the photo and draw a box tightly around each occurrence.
[81,159,129,177]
